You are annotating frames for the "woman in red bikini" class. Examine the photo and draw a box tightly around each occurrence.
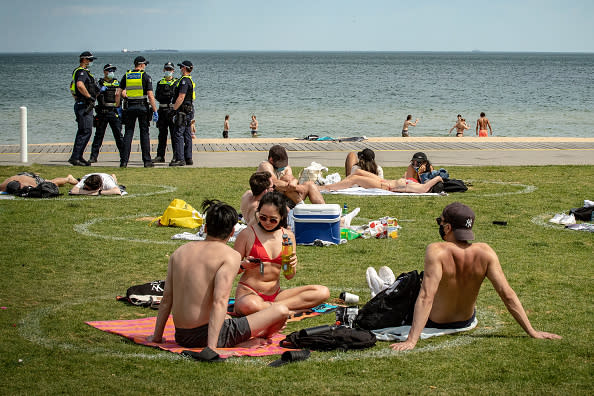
[233,191,329,315]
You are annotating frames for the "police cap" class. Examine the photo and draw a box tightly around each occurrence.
[177,60,193,69]
[134,56,149,65]
[103,63,117,72]
[79,51,97,60]
[163,62,175,70]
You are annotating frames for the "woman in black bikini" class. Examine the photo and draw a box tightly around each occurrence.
[233,192,329,315]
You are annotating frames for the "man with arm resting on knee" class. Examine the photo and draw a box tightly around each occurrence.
[391,202,561,351]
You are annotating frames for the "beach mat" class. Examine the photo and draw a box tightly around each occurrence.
[321,187,446,196]
[86,316,295,357]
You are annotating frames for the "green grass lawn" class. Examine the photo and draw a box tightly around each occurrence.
[1,164,592,395]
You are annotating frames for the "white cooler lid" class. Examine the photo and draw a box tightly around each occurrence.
[292,203,341,216]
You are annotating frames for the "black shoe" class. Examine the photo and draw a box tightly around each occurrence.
[88,157,97,163]
[185,159,193,166]
[120,161,127,168]
[169,160,185,167]
[144,161,154,168]
[152,156,165,163]
[79,158,91,166]
[68,159,90,167]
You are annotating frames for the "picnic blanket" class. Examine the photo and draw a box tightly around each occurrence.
[371,317,478,341]
[321,187,446,197]
[86,316,295,357]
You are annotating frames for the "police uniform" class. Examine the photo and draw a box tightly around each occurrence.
[89,64,123,162]
[119,56,155,167]
[69,51,99,166]
[170,60,196,166]
[153,62,178,162]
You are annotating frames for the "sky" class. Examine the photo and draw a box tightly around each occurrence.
[1,0,593,53]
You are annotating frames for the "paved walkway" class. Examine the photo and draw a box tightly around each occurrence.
[1,137,593,167]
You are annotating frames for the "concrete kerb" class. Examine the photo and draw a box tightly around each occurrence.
[1,137,593,167]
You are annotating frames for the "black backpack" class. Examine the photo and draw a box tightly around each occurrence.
[17,181,61,198]
[354,270,423,330]
[443,178,468,193]
[122,280,165,307]
[280,325,376,351]
[570,206,594,221]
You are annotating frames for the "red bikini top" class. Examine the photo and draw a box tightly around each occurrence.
[248,226,284,264]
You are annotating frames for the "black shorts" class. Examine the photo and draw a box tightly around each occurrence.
[425,310,476,329]
[175,316,251,348]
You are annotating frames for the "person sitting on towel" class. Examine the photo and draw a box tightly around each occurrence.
[391,202,561,351]
[148,199,289,353]
[234,191,329,315]
[318,169,443,193]
[1,172,78,193]
[257,145,325,207]
[69,173,123,195]
[345,148,384,179]
[240,171,275,224]
[404,152,434,183]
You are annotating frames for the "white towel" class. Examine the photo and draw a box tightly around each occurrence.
[321,187,446,196]
[372,317,478,341]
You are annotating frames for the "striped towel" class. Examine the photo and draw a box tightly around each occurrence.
[86,316,295,357]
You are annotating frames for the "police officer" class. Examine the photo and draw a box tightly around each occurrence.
[89,64,123,163]
[69,51,99,166]
[117,56,158,168]
[152,62,177,163]
[169,60,196,167]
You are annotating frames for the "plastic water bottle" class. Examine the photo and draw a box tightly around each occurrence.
[281,234,293,277]
[342,203,348,216]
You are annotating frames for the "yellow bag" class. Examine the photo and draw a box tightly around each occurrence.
[151,199,203,229]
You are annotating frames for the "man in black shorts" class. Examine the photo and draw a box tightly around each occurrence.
[148,199,288,353]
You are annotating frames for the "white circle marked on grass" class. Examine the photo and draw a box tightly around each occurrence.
[531,213,575,230]
[19,297,500,365]
[73,214,182,245]
[18,297,182,361]
[465,180,536,197]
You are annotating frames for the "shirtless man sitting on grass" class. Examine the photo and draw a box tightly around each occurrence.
[257,145,325,206]
[240,171,274,224]
[391,202,561,351]
[318,169,443,194]
[148,199,289,355]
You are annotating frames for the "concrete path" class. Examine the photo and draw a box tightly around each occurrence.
[1,137,593,168]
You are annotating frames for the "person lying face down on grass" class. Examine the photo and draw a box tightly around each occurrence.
[318,169,443,193]
[69,173,123,195]
[233,191,330,316]
[148,199,289,355]
[390,202,562,351]
[1,172,78,193]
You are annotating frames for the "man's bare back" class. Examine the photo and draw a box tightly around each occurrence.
[167,240,240,329]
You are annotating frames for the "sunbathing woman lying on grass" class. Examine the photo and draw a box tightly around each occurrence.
[318,169,443,193]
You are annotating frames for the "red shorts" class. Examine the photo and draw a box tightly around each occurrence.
[478,130,488,137]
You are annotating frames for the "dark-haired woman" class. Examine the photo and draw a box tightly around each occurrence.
[233,191,329,315]
[344,148,384,178]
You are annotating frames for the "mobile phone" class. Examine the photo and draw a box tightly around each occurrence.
[248,258,262,263]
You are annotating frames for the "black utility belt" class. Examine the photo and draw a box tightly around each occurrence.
[159,104,173,109]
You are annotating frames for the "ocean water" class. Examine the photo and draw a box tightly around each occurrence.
[0,51,593,145]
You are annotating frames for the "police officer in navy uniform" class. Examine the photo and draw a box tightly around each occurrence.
[152,62,177,163]
[69,51,99,166]
[89,64,123,163]
[117,56,158,168]
[169,60,196,167]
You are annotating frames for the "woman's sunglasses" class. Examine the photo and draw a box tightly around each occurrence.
[258,214,279,224]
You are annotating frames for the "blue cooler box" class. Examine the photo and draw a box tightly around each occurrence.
[292,204,341,245]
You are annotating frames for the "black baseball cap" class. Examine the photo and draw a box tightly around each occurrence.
[134,56,149,65]
[103,63,117,72]
[411,152,428,162]
[442,202,475,241]
[357,148,375,161]
[268,145,288,168]
[79,51,97,60]
[164,62,175,70]
[177,60,193,69]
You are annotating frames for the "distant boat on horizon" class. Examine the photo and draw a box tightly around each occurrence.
[145,49,179,53]
[121,48,139,53]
